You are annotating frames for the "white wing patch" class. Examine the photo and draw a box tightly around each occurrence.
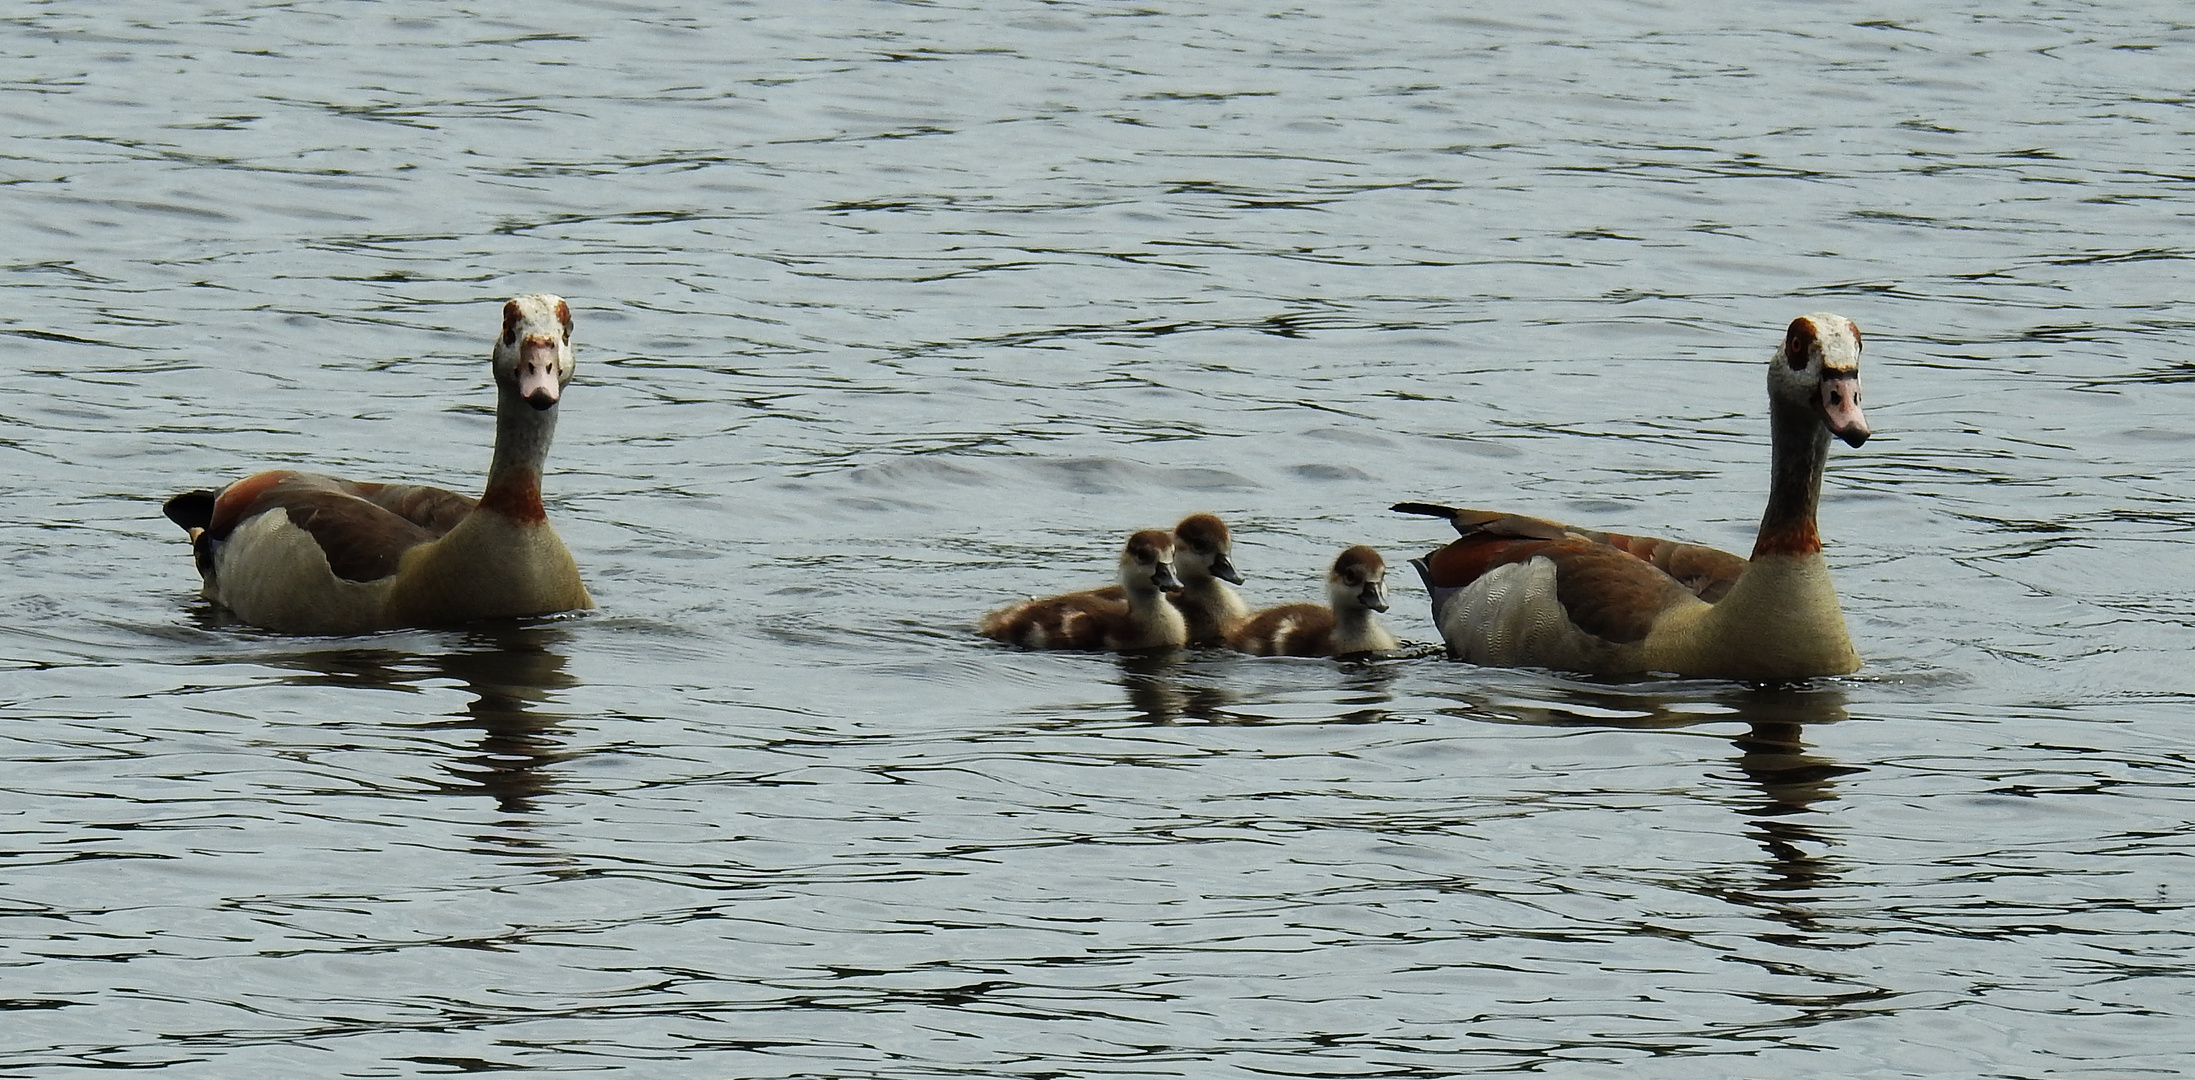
[212,510,391,634]
[1433,556,1609,670]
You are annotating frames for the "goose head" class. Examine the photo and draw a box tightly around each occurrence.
[1328,545,1390,613]
[1769,312,1869,448]
[1122,529,1183,594]
[495,294,577,411]
[1172,513,1244,585]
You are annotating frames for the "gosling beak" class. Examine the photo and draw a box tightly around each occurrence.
[1152,559,1182,592]
[1209,552,1244,585]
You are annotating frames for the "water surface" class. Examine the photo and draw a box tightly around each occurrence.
[4,2,2194,1077]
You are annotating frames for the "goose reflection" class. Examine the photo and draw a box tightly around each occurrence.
[1436,678,1859,909]
[417,625,580,815]
[236,623,581,815]
[1116,652,1232,724]
[1115,651,1399,725]
[1719,685,1862,911]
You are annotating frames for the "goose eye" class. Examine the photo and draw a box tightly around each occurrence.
[502,300,522,345]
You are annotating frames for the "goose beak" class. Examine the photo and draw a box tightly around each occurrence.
[1820,373,1869,448]
[1152,560,1182,592]
[1359,580,1390,613]
[1209,552,1244,585]
[518,339,563,410]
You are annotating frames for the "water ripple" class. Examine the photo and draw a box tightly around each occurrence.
[5,1,2195,1076]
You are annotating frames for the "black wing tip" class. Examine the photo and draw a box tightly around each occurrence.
[163,490,218,532]
[1391,501,1456,519]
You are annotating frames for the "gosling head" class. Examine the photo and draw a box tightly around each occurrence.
[1172,513,1244,585]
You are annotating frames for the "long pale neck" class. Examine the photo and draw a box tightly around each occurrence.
[1653,395,1859,678]
[482,388,558,522]
[1753,396,1830,558]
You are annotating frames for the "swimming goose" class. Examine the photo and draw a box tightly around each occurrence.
[1085,513,1249,646]
[979,529,1188,651]
[1394,312,1872,680]
[162,294,595,634]
[1227,545,1399,658]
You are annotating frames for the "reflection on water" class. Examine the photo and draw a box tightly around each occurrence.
[419,626,579,815]
[1116,651,1229,725]
[255,625,580,814]
[1114,650,1402,725]
[9,0,2195,1074]
[1437,674,1849,731]
[1725,688,1863,820]
[1435,676,1862,921]
[1722,689,1865,931]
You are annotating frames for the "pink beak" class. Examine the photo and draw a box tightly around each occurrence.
[1820,374,1869,447]
[517,339,562,409]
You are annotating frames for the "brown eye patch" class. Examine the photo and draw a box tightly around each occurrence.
[1784,317,1815,370]
[555,299,572,341]
[502,300,522,345]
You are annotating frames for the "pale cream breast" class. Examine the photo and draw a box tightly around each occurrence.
[385,512,593,627]
[1644,554,1858,679]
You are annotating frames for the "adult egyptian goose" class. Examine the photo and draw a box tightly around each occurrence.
[162,294,595,634]
[1227,545,1399,658]
[1394,312,1872,680]
[979,530,1188,651]
[1084,513,1249,646]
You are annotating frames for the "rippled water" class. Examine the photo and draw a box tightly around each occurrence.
[5,2,2195,1076]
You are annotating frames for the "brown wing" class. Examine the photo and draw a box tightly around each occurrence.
[1226,603,1335,657]
[276,491,441,582]
[1418,531,1692,644]
[1394,505,1571,541]
[350,482,477,535]
[1558,525,1748,604]
[1395,502,1746,604]
[206,470,446,583]
[979,591,1128,650]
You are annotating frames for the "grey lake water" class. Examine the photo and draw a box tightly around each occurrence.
[4,2,2194,1077]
